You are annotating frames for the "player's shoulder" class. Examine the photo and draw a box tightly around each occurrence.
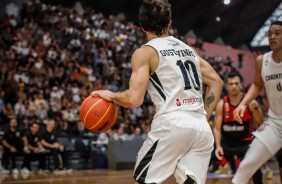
[256,51,271,63]
[255,54,264,68]
[256,54,264,60]
[132,45,158,61]
[256,54,264,61]
[135,45,155,54]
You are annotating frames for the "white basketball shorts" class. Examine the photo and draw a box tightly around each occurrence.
[253,117,282,155]
[133,111,214,184]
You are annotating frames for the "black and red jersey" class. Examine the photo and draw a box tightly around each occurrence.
[221,95,254,143]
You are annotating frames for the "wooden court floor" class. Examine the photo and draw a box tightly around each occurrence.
[0,169,280,184]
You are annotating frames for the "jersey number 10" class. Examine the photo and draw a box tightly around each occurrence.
[176,60,201,91]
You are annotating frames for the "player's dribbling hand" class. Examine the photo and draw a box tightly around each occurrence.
[215,146,224,160]
[90,90,113,102]
[233,104,246,124]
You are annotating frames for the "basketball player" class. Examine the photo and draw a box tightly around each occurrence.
[232,20,282,184]
[91,0,223,183]
[213,72,263,183]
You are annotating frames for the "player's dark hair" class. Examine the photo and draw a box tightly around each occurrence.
[271,20,282,26]
[225,72,243,83]
[139,0,172,36]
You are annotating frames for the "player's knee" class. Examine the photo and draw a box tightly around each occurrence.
[183,175,196,184]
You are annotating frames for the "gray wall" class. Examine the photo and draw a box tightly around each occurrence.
[108,139,144,170]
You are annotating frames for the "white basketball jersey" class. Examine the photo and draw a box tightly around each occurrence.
[262,51,282,119]
[145,36,205,118]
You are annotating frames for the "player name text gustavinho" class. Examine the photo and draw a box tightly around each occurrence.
[159,49,196,57]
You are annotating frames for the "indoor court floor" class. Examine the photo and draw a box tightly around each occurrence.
[0,168,280,184]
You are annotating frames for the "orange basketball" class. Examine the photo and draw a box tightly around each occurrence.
[79,96,118,132]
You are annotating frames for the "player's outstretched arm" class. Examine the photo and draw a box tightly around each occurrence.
[233,55,264,123]
[213,100,225,160]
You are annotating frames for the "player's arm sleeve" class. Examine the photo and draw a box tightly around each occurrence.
[112,47,151,108]
[240,55,264,106]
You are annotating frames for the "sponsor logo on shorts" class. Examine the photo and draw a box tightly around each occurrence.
[175,97,203,106]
